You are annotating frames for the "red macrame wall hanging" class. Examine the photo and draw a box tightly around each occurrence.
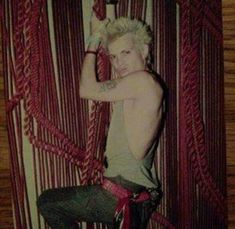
[0,0,227,228]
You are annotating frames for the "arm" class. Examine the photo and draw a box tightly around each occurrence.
[79,15,148,101]
[79,41,99,98]
[80,69,154,101]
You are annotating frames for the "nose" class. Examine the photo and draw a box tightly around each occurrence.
[114,56,124,68]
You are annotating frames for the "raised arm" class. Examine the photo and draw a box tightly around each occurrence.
[80,69,156,101]
[80,14,151,102]
[80,16,148,101]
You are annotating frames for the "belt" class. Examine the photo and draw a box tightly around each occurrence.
[102,178,155,229]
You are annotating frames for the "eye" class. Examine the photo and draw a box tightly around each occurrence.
[124,50,131,55]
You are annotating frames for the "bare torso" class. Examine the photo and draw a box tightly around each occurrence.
[122,75,162,159]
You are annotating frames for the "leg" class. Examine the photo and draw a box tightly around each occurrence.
[131,202,152,229]
[131,188,163,229]
[37,185,117,229]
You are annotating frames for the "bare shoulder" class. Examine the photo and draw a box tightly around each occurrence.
[128,70,163,98]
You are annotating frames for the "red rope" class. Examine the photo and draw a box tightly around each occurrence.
[180,0,226,223]
[92,0,106,20]
[81,0,110,185]
[14,1,86,168]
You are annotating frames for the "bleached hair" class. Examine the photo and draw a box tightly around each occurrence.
[102,17,152,50]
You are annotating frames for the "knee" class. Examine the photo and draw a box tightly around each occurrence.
[37,189,54,214]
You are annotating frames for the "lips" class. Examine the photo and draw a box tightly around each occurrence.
[119,68,128,75]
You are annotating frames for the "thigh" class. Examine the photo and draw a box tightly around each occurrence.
[37,185,118,225]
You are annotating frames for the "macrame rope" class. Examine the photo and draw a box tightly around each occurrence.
[15,1,86,168]
[180,0,226,223]
[81,0,110,186]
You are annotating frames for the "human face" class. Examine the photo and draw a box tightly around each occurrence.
[107,33,147,77]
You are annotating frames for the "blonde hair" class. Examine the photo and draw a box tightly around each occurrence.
[102,17,152,51]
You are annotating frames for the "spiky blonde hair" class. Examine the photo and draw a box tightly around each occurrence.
[102,17,152,51]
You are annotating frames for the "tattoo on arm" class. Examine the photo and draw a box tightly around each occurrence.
[99,79,120,92]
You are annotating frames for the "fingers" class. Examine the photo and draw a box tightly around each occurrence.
[103,18,110,25]
[90,15,110,36]
[92,16,110,27]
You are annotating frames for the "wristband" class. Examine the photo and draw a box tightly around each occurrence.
[85,50,97,55]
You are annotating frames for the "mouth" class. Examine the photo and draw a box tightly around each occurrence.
[119,68,128,75]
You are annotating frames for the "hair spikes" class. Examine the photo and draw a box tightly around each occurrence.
[101,17,152,50]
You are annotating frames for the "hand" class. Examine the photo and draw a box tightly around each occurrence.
[90,12,109,37]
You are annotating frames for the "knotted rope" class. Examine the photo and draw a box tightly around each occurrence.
[180,0,226,222]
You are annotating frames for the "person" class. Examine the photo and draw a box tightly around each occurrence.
[37,15,164,229]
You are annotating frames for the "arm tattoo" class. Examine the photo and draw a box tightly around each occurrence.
[99,79,120,92]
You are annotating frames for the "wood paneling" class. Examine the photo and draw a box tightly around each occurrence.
[0,25,14,228]
[0,1,234,228]
[223,0,235,227]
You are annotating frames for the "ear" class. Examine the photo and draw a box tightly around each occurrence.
[141,44,149,59]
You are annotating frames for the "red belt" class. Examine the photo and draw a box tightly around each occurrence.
[102,178,151,229]
[102,178,175,229]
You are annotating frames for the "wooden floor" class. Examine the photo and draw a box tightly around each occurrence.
[0,1,235,228]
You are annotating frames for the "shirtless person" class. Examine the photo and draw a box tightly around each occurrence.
[37,16,163,229]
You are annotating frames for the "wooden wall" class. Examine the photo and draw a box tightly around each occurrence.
[0,25,14,228]
[223,0,235,226]
[0,1,234,228]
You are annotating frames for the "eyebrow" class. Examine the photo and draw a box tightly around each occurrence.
[109,47,133,57]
